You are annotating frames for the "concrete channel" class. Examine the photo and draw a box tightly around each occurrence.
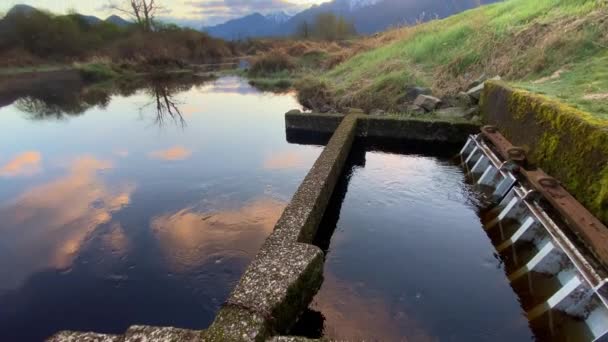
[50,86,608,341]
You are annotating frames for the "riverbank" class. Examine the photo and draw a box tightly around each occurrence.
[250,0,607,122]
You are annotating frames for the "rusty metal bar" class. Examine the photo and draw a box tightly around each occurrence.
[520,168,608,271]
[480,125,527,165]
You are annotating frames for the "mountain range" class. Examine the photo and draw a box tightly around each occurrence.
[2,1,501,40]
[204,0,502,40]
[1,4,131,27]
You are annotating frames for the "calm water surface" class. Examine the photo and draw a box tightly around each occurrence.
[0,76,321,341]
[302,142,535,341]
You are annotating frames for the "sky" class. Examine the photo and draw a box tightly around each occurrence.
[1,0,326,26]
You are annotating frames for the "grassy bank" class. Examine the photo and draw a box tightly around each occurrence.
[308,0,607,120]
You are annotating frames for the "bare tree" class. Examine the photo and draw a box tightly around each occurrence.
[109,0,162,31]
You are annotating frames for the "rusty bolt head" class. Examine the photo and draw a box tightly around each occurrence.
[483,125,498,134]
[507,147,526,161]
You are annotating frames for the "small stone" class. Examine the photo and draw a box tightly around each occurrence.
[406,104,426,115]
[455,92,473,107]
[404,86,432,102]
[464,106,480,118]
[370,109,387,116]
[436,107,467,119]
[319,104,332,113]
[413,95,442,112]
[467,73,487,89]
[466,83,485,101]
[286,109,302,115]
[466,75,501,102]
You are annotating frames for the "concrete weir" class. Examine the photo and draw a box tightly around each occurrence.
[50,114,363,342]
[48,112,477,342]
[47,102,608,341]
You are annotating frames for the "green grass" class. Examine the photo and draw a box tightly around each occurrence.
[76,63,119,82]
[0,65,72,76]
[321,0,607,118]
[517,52,608,120]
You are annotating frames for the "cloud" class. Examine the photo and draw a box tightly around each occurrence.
[312,271,436,341]
[148,146,192,161]
[181,0,311,25]
[0,156,134,290]
[0,151,42,177]
[263,150,318,170]
[151,197,285,272]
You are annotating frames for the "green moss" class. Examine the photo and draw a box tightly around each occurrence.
[484,81,608,225]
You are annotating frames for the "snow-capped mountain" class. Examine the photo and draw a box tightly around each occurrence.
[265,11,291,24]
[204,0,502,40]
[344,0,382,11]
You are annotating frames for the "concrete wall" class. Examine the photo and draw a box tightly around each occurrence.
[285,111,479,144]
[481,81,608,226]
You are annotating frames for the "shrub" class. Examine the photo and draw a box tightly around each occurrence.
[249,52,296,77]
[294,76,333,111]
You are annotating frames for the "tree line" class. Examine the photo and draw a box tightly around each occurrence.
[0,0,235,65]
[294,13,357,40]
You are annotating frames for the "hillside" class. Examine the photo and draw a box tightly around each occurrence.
[205,0,501,39]
[316,0,607,120]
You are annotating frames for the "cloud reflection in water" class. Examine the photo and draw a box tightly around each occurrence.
[151,198,285,273]
[0,156,134,290]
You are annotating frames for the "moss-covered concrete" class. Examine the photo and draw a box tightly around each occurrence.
[285,111,478,144]
[481,81,608,226]
[285,110,345,134]
[49,326,204,342]
[358,116,478,143]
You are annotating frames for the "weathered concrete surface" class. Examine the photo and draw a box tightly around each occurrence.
[49,115,358,342]
[285,111,344,134]
[285,111,478,144]
[480,81,608,226]
[205,115,359,341]
[49,326,203,342]
[358,116,478,144]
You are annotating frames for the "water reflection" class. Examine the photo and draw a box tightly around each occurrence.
[152,198,285,273]
[148,146,192,161]
[0,151,42,177]
[0,76,318,341]
[302,141,533,341]
[0,156,134,291]
[3,73,214,126]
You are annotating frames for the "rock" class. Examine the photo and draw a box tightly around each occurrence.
[321,105,333,113]
[413,95,442,112]
[464,106,480,118]
[406,104,426,115]
[456,92,473,108]
[286,109,302,115]
[466,83,485,102]
[466,76,502,102]
[405,86,432,102]
[370,109,387,116]
[468,74,487,89]
[436,107,468,119]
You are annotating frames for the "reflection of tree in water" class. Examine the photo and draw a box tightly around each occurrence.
[140,77,192,129]
[12,74,214,125]
[15,88,112,120]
